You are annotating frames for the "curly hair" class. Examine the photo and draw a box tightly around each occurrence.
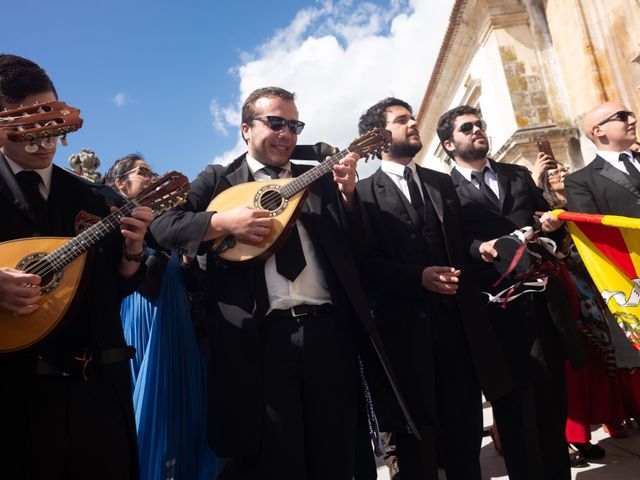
[436,105,481,159]
[358,97,412,136]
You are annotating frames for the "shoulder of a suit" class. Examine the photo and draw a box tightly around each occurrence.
[566,157,602,180]
[490,160,527,173]
[54,165,104,189]
[415,164,446,177]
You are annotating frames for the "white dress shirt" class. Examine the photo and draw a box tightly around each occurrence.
[453,161,500,198]
[597,149,639,176]
[380,159,424,203]
[246,156,331,311]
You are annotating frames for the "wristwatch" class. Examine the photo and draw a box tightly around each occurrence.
[122,243,146,262]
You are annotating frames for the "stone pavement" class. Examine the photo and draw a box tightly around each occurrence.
[376,400,640,479]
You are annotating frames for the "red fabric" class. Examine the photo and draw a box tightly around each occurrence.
[617,369,640,419]
[565,347,626,443]
[573,221,638,280]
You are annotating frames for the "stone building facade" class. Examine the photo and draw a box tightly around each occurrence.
[415,0,640,173]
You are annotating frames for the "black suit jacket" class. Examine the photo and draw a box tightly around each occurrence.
[356,166,513,429]
[0,153,140,477]
[451,160,585,373]
[565,154,640,217]
[150,154,413,456]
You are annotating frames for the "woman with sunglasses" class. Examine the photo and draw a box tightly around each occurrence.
[104,153,221,480]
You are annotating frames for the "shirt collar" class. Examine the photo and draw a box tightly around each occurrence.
[381,159,417,178]
[453,159,493,183]
[5,156,53,193]
[597,149,635,165]
[246,155,291,177]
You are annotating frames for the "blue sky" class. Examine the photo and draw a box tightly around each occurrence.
[2,0,453,180]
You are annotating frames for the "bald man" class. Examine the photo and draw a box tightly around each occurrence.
[565,101,639,216]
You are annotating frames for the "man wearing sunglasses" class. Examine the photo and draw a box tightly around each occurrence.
[150,86,409,480]
[354,98,512,480]
[438,105,585,480]
[565,101,639,217]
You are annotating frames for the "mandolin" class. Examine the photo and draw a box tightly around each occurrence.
[0,101,83,147]
[0,171,190,353]
[207,128,391,262]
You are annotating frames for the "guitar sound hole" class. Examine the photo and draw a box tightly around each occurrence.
[17,253,63,294]
[259,189,284,212]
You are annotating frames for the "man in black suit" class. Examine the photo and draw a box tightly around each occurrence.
[565,101,639,216]
[355,98,513,479]
[150,87,410,480]
[438,105,585,480]
[0,54,152,479]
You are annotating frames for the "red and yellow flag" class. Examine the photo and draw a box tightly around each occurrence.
[554,210,640,351]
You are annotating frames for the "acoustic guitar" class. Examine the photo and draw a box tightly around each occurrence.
[0,101,83,146]
[207,128,391,262]
[0,171,190,353]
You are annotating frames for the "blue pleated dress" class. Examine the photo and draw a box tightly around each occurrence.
[120,254,222,479]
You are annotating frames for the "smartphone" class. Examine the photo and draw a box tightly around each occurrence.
[537,140,557,165]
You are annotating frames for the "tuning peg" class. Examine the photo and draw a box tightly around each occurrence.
[41,138,56,150]
[60,134,68,146]
[25,142,38,153]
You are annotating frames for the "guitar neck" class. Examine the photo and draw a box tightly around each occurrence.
[280,148,352,199]
[43,200,138,269]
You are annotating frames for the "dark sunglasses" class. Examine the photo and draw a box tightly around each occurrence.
[252,115,305,135]
[597,110,636,126]
[119,165,158,179]
[458,119,486,134]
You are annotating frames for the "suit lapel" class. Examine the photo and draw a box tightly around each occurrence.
[451,167,501,214]
[595,155,640,199]
[0,153,41,225]
[374,169,422,229]
[490,159,511,212]
[417,167,444,224]
[225,155,253,186]
[291,162,321,215]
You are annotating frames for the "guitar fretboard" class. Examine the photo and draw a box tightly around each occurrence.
[280,148,351,199]
[41,199,138,272]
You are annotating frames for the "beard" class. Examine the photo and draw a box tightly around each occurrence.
[454,139,489,161]
[389,139,422,159]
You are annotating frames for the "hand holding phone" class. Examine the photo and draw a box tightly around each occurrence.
[537,141,557,165]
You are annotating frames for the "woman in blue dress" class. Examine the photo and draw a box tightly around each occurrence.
[104,154,221,479]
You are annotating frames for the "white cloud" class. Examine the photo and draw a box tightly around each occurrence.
[211,0,454,178]
[112,93,128,107]
[209,99,240,136]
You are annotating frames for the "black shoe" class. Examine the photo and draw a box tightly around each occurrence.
[569,450,589,468]
[572,442,606,459]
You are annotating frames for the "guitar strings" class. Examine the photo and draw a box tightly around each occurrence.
[21,182,171,279]
[258,151,348,209]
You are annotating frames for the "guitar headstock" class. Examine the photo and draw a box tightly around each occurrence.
[348,128,392,161]
[0,101,83,143]
[135,171,190,216]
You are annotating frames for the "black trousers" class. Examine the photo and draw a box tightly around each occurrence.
[224,307,359,480]
[381,305,483,480]
[433,305,483,480]
[0,368,137,480]
[489,297,571,480]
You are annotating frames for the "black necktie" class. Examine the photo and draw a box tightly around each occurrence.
[471,168,500,209]
[16,170,46,222]
[403,166,425,219]
[261,166,306,282]
[619,153,640,180]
